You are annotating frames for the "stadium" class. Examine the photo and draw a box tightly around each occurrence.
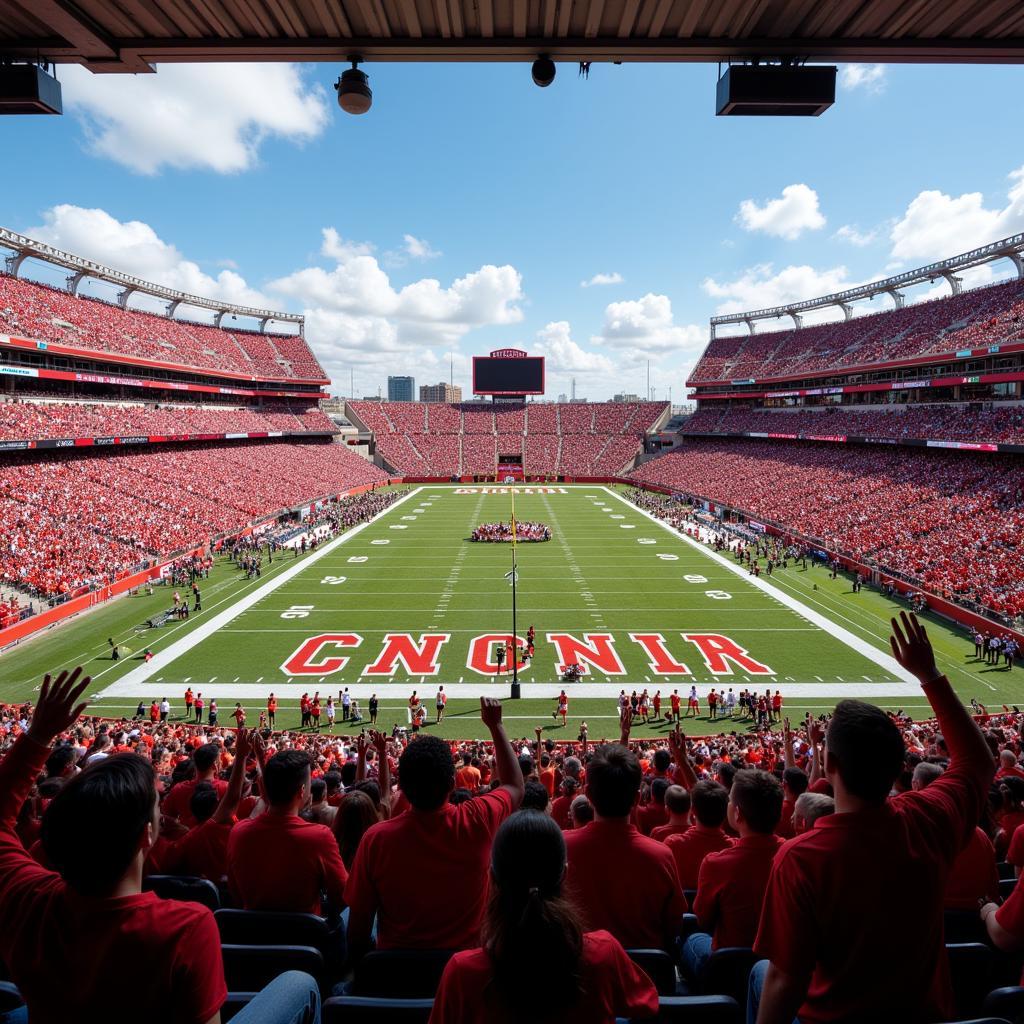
[3,2,1024,1022]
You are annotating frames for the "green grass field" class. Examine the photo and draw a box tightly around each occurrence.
[2,484,1021,739]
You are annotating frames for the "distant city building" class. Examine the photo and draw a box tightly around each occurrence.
[612,392,642,403]
[387,376,415,402]
[320,396,345,413]
[557,393,568,403]
[420,382,462,403]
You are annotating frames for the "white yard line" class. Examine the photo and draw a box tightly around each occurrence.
[96,488,423,697]
[602,486,917,687]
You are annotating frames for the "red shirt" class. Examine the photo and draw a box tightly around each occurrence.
[228,811,348,914]
[665,824,732,890]
[551,794,575,830]
[945,826,999,910]
[162,777,228,827]
[429,930,659,1024]
[650,820,691,844]
[694,833,783,949]
[995,874,1024,982]
[345,788,515,950]
[564,818,686,949]
[0,736,226,1024]
[777,797,796,839]
[636,802,668,837]
[671,694,681,711]
[165,819,234,881]
[755,692,990,1024]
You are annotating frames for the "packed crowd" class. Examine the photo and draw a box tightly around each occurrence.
[349,401,665,477]
[0,397,335,442]
[690,277,1024,383]
[470,520,552,542]
[0,442,388,600]
[3,615,1024,1021]
[630,439,1024,620]
[0,273,328,381]
[684,404,1024,447]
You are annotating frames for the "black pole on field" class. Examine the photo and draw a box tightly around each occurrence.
[510,538,520,700]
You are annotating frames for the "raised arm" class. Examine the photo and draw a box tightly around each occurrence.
[370,730,392,813]
[354,733,368,783]
[212,729,254,825]
[480,697,525,806]
[782,718,794,771]
[807,716,825,785]
[668,725,698,790]
[619,707,633,747]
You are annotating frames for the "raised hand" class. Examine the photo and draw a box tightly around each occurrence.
[356,732,368,757]
[370,729,388,756]
[890,611,940,683]
[668,724,686,763]
[480,696,504,730]
[28,667,90,744]
[235,728,255,761]
[808,718,826,746]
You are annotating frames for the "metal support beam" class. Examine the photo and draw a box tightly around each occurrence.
[5,253,28,278]
[885,287,905,309]
[117,286,136,309]
[787,309,802,329]
[66,271,89,295]
[835,301,853,321]
[214,311,227,328]
[744,317,756,335]
[166,299,181,317]
[1003,251,1024,279]
[940,270,962,296]
[259,316,271,333]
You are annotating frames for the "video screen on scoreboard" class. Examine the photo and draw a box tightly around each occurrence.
[472,356,545,395]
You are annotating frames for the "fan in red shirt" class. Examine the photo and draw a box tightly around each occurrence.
[563,711,686,951]
[751,613,995,1024]
[664,779,731,889]
[162,729,259,881]
[0,669,231,1023]
[162,742,228,828]
[430,810,658,1024]
[345,697,524,959]
[228,746,349,915]
[649,785,692,843]
[636,777,670,836]
[680,768,783,979]
[670,690,681,722]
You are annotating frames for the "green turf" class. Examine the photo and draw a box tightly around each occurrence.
[1,484,1021,738]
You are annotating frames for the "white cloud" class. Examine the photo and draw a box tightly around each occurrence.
[580,272,624,288]
[736,184,826,240]
[27,204,270,308]
[534,321,614,374]
[402,235,441,261]
[63,63,329,175]
[593,293,707,356]
[839,64,887,93]
[889,166,1024,265]
[702,263,855,317]
[835,224,878,247]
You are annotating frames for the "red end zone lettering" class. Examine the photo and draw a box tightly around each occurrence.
[546,633,625,676]
[628,633,691,675]
[682,634,774,675]
[467,634,527,676]
[280,633,362,676]
[362,633,451,676]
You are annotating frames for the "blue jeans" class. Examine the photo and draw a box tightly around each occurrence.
[747,959,800,1024]
[231,970,321,1024]
[681,931,713,980]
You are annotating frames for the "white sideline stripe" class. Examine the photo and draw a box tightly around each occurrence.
[601,487,918,686]
[95,682,923,699]
[96,488,424,697]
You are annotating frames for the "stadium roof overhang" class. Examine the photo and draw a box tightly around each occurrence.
[2,0,1024,72]
[709,232,1024,338]
[0,227,303,333]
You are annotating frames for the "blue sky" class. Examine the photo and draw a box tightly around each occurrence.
[4,60,1024,400]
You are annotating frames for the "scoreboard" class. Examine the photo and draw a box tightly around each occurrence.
[472,349,545,396]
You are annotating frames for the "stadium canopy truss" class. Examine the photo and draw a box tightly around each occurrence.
[1,0,1023,72]
[0,227,303,335]
[709,232,1024,338]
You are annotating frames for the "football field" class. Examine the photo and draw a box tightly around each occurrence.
[1,484,1021,738]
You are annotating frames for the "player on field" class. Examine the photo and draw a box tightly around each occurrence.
[326,696,336,730]
[687,685,700,719]
[552,690,569,727]
[231,702,246,729]
[436,686,447,723]
[184,687,194,719]
[652,690,662,720]
[670,689,681,723]
[267,692,277,729]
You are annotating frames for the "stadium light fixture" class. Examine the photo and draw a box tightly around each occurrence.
[336,58,372,115]
[532,56,556,88]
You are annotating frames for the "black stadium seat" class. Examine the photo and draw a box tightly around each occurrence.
[945,907,989,944]
[214,908,342,972]
[999,862,1016,880]
[1002,878,1019,901]
[984,985,1024,1024]
[323,996,434,1022]
[948,943,995,1020]
[349,949,455,998]
[626,949,680,995]
[221,944,325,993]
[0,983,22,1014]
[636,994,742,1023]
[143,874,220,910]
[693,947,758,1008]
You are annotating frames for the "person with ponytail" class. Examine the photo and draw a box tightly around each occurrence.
[430,810,659,1023]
